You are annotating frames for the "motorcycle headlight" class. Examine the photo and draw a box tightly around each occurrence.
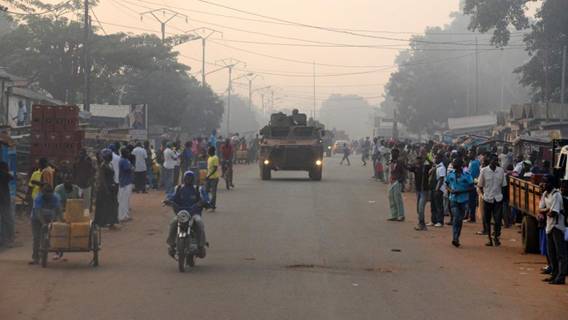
[177,210,191,223]
[263,159,270,165]
[327,146,331,149]
[315,160,322,166]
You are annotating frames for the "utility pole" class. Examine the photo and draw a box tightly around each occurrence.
[216,59,245,135]
[500,48,505,110]
[249,78,253,111]
[271,89,274,114]
[313,61,316,119]
[561,45,567,105]
[466,56,470,116]
[83,0,91,112]
[185,28,222,86]
[474,37,479,115]
[140,8,188,44]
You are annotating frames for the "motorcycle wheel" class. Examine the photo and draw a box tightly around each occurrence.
[187,254,195,267]
[177,238,187,273]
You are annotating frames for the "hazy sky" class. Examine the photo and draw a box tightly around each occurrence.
[85,0,460,111]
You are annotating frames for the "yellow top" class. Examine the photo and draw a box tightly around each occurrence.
[28,169,42,200]
[207,155,220,179]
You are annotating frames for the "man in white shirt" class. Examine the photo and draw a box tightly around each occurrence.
[478,154,508,247]
[162,143,178,196]
[539,176,567,285]
[110,144,120,184]
[132,142,148,193]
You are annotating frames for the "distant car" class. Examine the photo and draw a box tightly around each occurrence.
[333,140,350,154]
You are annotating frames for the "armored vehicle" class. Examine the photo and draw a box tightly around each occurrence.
[259,111,324,181]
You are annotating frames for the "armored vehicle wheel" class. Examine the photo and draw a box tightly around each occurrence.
[309,168,322,181]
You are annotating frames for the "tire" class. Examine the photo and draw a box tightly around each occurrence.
[261,167,271,180]
[187,254,195,267]
[91,229,99,267]
[521,215,540,254]
[177,238,187,273]
[40,240,48,268]
[40,227,48,268]
[309,168,322,181]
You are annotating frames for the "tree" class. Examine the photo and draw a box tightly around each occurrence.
[0,8,225,132]
[384,11,530,133]
[464,0,568,102]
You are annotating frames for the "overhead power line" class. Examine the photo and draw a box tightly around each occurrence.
[128,0,526,37]
[90,7,107,35]
[125,0,515,48]
[195,0,512,46]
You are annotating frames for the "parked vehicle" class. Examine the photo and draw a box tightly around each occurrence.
[508,139,568,253]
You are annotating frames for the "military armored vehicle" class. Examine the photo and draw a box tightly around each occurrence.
[259,111,324,181]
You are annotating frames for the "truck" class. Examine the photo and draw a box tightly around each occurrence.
[258,111,324,181]
[508,139,568,253]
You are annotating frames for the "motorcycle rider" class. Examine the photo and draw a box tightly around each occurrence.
[165,171,208,259]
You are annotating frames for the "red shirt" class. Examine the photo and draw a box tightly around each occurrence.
[220,143,234,161]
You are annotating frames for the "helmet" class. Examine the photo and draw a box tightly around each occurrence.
[183,170,195,184]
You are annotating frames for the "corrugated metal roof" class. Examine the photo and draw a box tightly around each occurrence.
[9,87,62,104]
[448,114,497,130]
[81,104,130,118]
[0,68,25,81]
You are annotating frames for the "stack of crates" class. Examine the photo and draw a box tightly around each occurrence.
[30,105,84,166]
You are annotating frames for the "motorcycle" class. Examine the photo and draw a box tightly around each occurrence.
[164,200,209,272]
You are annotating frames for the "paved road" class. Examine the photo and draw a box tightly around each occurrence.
[1,157,567,320]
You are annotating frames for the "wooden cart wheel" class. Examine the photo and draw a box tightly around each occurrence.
[40,226,49,268]
[91,225,99,267]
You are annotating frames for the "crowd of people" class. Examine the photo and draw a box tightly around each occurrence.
[2,129,259,265]
[360,139,567,285]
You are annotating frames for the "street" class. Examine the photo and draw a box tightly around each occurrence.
[1,157,567,320]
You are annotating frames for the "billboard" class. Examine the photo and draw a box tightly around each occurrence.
[128,104,148,140]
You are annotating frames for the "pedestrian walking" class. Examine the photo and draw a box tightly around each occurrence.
[73,148,95,210]
[361,137,371,166]
[144,141,155,189]
[180,141,193,174]
[162,143,178,196]
[132,142,148,193]
[466,149,481,223]
[540,175,567,285]
[478,154,507,247]
[94,149,119,228]
[173,142,181,186]
[206,146,220,211]
[410,154,432,230]
[387,148,406,222]
[445,158,474,248]
[118,148,133,222]
[54,170,82,210]
[29,185,61,265]
[427,153,446,228]
[339,143,351,166]
[38,158,55,188]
